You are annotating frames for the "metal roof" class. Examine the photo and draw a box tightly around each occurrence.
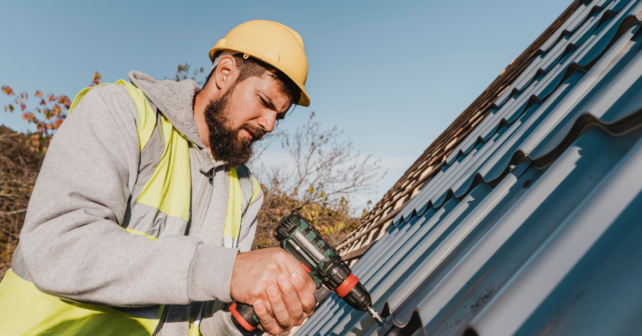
[336,0,584,263]
[297,1,642,335]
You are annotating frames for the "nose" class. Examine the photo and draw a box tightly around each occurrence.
[257,110,277,133]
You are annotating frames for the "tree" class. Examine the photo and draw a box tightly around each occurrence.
[1,72,102,151]
[0,72,101,277]
[251,112,385,249]
[171,63,207,87]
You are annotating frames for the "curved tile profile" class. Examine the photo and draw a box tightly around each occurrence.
[338,2,588,253]
[445,0,633,166]
[397,9,642,224]
[377,118,642,336]
[297,2,642,335]
[446,9,632,167]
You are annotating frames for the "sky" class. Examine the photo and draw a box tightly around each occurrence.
[0,0,573,209]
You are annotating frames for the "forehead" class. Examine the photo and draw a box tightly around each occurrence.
[243,72,290,99]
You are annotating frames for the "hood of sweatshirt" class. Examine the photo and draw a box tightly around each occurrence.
[128,70,205,149]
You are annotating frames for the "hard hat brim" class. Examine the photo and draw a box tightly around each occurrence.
[209,47,310,107]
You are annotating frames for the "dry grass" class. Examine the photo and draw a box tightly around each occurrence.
[254,187,360,250]
[0,126,45,279]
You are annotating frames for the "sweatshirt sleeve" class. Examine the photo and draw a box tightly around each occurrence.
[18,85,236,307]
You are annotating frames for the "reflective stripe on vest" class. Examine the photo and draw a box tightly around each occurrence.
[224,167,261,248]
[0,81,261,336]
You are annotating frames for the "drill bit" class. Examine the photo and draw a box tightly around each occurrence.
[367,306,384,326]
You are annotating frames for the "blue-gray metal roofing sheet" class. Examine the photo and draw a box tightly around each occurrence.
[296,1,642,335]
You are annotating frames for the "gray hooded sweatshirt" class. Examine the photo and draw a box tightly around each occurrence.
[11,71,262,336]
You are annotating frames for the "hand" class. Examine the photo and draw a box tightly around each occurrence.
[230,248,316,334]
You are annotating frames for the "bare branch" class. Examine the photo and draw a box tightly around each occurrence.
[0,209,27,216]
[251,112,387,249]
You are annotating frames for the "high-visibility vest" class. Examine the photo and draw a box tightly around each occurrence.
[0,81,261,336]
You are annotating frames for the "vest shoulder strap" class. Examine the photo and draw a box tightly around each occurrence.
[68,80,158,152]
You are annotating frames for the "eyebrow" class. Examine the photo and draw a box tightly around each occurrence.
[260,92,288,114]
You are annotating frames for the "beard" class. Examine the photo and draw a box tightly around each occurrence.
[203,85,266,167]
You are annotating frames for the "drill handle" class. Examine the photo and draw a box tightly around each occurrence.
[230,302,260,332]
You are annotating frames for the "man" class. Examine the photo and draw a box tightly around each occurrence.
[0,20,315,336]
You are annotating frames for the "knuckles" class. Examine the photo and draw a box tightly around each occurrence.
[266,262,281,274]
[276,319,293,330]
[289,306,304,317]
[279,282,294,294]
[302,296,316,307]
[275,250,292,265]
[302,299,316,314]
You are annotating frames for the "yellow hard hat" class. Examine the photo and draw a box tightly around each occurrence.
[209,20,310,107]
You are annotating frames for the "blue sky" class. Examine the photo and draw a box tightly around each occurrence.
[0,0,573,208]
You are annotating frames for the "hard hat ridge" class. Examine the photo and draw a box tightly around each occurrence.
[209,20,310,106]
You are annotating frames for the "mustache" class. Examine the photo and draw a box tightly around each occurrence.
[242,124,267,143]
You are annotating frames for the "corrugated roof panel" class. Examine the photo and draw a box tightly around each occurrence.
[537,0,609,53]
[296,1,642,335]
[491,0,610,110]
[468,127,642,336]
[398,2,641,224]
[340,2,593,254]
[447,0,628,165]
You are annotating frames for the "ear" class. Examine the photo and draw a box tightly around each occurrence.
[214,55,238,90]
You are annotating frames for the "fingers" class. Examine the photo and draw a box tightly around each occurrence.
[277,274,304,325]
[281,252,317,294]
[254,299,283,335]
[267,284,292,330]
[282,252,312,283]
[290,272,317,316]
[234,248,319,334]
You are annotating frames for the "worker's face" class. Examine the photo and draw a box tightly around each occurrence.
[204,72,292,166]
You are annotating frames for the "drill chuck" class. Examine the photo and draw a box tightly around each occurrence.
[337,278,370,311]
[336,277,384,326]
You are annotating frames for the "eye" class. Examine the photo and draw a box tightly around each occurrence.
[259,95,269,107]
[276,112,286,120]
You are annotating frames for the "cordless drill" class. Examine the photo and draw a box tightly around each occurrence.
[229,212,384,332]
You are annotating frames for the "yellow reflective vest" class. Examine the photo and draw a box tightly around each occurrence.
[0,81,261,336]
